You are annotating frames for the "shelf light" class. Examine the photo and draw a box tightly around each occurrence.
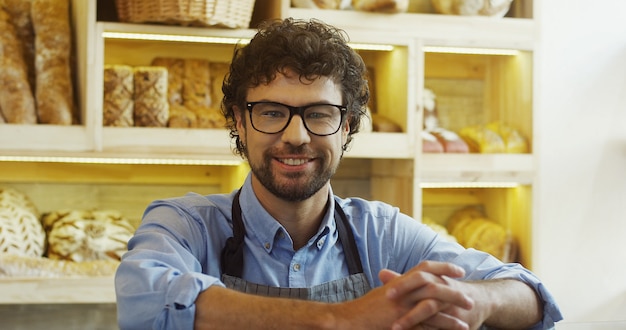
[423,46,520,56]
[420,182,522,188]
[102,32,250,45]
[0,155,242,166]
[102,31,394,51]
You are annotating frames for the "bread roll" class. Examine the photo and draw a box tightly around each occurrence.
[133,66,169,127]
[422,131,444,153]
[0,4,37,124]
[103,65,134,126]
[31,0,74,125]
[430,128,469,153]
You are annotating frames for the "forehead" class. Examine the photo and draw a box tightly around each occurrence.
[247,71,343,106]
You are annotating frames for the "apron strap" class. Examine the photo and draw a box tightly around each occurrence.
[220,189,245,277]
[220,190,363,277]
[333,201,364,275]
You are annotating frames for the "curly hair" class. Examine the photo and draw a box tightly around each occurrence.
[221,18,370,157]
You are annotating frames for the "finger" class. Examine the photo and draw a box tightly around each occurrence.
[410,261,466,278]
[393,305,469,330]
[379,268,400,284]
[386,270,473,310]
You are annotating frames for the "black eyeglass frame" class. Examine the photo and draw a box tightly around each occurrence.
[246,101,348,136]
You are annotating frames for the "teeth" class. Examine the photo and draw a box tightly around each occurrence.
[281,158,307,166]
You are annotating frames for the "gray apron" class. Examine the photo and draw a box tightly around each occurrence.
[220,190,372,302]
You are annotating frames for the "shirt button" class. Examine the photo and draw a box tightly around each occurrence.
[316,239,325,248]
[293,263,301,272]
[264,242,271,250]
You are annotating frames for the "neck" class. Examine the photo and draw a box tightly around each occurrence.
[251,177,330,250]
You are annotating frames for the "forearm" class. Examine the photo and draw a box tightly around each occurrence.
[465,278,543,329]
[194,286,337,330]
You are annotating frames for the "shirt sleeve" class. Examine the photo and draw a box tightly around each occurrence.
[390,213,563,329]
[115,196,229,330]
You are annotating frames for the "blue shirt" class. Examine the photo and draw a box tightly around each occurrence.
[115,174,562,329]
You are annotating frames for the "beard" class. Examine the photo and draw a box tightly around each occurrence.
[245,145,339,202]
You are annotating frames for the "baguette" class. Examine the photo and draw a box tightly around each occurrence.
[4,0,36,93]
[31,0,74,125]
[0,3,37,124]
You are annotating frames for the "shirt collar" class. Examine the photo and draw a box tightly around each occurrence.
[238,173,337,253]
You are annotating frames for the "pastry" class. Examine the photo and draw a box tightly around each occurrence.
[31,0,75,125]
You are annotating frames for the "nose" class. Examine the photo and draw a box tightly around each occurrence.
[281,115,311,146]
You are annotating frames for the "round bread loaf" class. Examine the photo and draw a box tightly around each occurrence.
[42,209,135,262]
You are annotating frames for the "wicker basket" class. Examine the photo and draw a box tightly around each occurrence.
[115,0,256,28]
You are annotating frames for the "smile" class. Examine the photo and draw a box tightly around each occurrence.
[278,158,309,166]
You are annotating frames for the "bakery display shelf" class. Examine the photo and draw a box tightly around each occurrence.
[0,276,115,304]
[419,153,534,185]
[0,124,94,152]
[286,8,535,51]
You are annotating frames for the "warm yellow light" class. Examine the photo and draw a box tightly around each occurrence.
[102,32,250,45]
[423,46,520,56]
[102,31,394,51]
[420,182,521,188]
[0,155,242,166]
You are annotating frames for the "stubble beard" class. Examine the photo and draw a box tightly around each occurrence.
[246,146,338,202]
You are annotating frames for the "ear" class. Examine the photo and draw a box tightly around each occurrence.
[234,105,246,141]
[341,117,350,145]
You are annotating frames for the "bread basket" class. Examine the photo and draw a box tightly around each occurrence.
[115,0,256,28]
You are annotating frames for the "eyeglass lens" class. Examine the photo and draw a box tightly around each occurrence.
[249,102,343,136]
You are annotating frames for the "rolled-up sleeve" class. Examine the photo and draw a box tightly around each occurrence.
[115,196,229,329]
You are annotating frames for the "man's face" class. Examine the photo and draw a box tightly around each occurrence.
[235,71,348,202]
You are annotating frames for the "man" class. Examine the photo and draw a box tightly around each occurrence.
[115,18,562,329]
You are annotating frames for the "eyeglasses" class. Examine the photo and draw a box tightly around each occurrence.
[246,101,347,136]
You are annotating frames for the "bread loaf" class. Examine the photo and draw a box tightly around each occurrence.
[133,66,169,127]
[183,58,212,109]
[42,209,135,262]
[0,4,37,124]
[167,104,197,128]
[4,0,36,93]
[31,0,74,125]
[151,57,184,106]
[0,188,45,257]
[103,65,134,126]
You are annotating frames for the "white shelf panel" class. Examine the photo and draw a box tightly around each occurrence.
[0,125,93,152]
[346,132,413,159]
[101,127,238,160]
[420,153,535,184]
[287,8,535,50]
[0,276,115,304]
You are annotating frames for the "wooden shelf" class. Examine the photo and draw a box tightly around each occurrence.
[0,276,115,304]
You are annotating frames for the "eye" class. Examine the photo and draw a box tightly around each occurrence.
[253,103,289,117]
[305,106,335,120]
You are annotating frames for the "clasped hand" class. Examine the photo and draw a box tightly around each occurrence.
[340,261,482,330]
